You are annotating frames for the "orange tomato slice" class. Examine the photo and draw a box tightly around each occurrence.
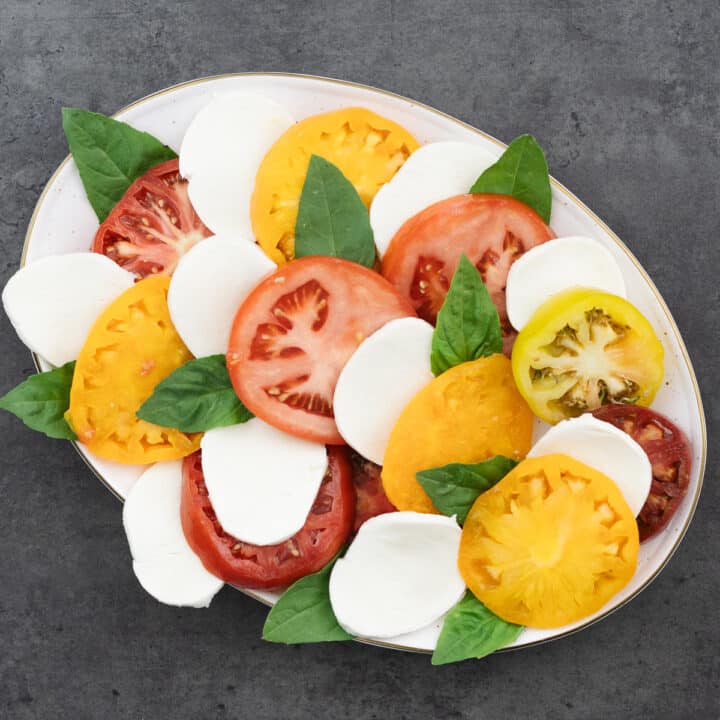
[459,454,639,628]
[251,107,419,263]
[67,276,200,463]
[381,355,533,513]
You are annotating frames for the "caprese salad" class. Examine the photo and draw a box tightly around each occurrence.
[0,91,693,665]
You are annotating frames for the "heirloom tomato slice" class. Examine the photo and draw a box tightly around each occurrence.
[381,354,533,514]
[511,288,664,424]
[67,276,200,463]
[227,256,415,445]
[181,447,355,589]
[459,454,639,628]
[251,107,419,263]
[381,194,554,352]
[347,449,396,533]
[593,404,692,541]
[93,159,212,278]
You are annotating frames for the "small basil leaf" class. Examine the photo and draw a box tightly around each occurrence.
[295,155,376,268]
[469,134,551,223]
[62,107,177,222]
[0,361,76,440]
[136,355,252,432]
[262,555,352,644]
[417,455,517,524]
[432,592,523,665]
[430,255,502,375]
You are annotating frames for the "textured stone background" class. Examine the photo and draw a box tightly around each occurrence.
[1,2,718,718]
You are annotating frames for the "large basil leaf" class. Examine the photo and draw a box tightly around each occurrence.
[294,155,376,268]
[416,455,517,524]
[0,361,76,440]
[430,255,503,375]
[262,556,352,644]
[469,134,551,222]
[433,592,523,665]
[136,355,252,432]
[62,107,177,221]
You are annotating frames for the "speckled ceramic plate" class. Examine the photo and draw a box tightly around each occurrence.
[21,73,707,654]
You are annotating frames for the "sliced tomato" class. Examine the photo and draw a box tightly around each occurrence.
[592,405,692,541]
[181,446,355,589]
[347,449,396,532]
[227,256,416,444]
[381,194,554,352]
[93,159,212,278]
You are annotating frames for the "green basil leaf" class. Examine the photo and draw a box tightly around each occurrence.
[469,134,551,222]
[430,255,502,375]
[62,107,178,222]
[263,555,352,644]
[294,155,376,268]
[416,455,517,524]
[136,355,252,432]
[0,361,76,440]
[432,592,523,665]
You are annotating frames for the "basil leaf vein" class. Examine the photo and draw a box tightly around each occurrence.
[294,155,376,267]
[62,107,177,222]
[416,455,517,524]
[432,592,523,665]
[262,556,352,644]
[0,361,76,440]
[136,355,252,432]
[430,254,503,375]
[470,134,551,222]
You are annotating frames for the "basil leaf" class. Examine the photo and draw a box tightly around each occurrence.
[430,255,502,375]
[136,355,252,432]
[469,134,551,223]
[62,107,177,222]
[295,155,375,268]
[432,592,523,665]
[417,455,517,524]
[0,361,76,440]
[263,556,352,644]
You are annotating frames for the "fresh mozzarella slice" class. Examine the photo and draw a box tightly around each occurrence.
[506,236,627,330]
[329,512,465,638]
[200,419,327,545]
[168,234,275,357]
[528,414,651,516]
[179,93,295,238]
[2,253,134,366]
[333,317,434,464]
[370,142,497,256]
[122,460,223,607]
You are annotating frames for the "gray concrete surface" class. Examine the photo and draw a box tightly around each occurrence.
[1,1,718,718]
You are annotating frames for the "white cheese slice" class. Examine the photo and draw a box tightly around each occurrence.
[167,234,275,357]
[179,93,295,239]
[333,317,434,464]
[200,419,327,545]
[329,512,465,638]
[2,253,135,366]
[505,236,627,330]
[122,460,223,607]
[529,414,652,516]
[370,141,497,257]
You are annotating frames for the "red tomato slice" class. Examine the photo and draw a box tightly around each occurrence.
[593,404,692,541]
[381,194,554,352]
[93,159,212,278]
[227,256,416,444]
[181,446,355,589]
[347,449,396,532]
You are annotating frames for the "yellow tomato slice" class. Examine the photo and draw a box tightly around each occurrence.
[511,287,664,424]
[67,275,200,463]
[251,107,419,263]
[381,355,533,513]
[459,454,639,628]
